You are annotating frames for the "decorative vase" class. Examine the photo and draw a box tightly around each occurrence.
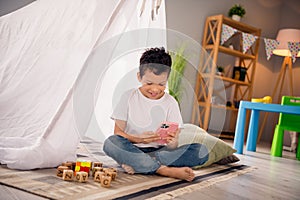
[232,15,241,21]
[232,66,247,81]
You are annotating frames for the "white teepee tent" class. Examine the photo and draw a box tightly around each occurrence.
[0,0,166,169]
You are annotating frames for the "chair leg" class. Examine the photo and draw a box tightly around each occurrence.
[271,126,284,157]
[296,134,300,161]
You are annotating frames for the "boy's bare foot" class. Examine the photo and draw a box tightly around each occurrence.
[156,165,195,182]
[122,164,135,174]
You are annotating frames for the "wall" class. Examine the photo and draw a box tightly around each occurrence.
[165,0,300,143]
[0,0,299,143]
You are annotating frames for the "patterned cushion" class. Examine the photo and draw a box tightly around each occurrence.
[178,124,237,168]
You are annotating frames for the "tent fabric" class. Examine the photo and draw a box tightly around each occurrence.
[0,0,166,169]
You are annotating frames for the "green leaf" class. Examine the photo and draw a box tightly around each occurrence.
[168,46,187,104]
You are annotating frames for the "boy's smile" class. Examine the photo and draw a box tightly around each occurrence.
[138,70,168,100]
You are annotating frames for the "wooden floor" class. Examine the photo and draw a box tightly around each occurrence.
[1,140,299,200]
[178,140,300,200]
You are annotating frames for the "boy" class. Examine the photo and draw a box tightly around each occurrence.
[103,47,208,182]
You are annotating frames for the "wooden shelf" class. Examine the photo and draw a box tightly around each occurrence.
[209,15,260,34]
[205,45,256,60]
[191,14,261,133]
[198,101,238,112]
[201,74,251,86]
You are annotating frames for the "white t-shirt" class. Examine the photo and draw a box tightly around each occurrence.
[111,88,183,147]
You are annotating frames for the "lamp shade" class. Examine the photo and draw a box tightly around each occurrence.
[273,29,300,57]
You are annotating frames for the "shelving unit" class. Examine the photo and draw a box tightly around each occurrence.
[191,14,261,138]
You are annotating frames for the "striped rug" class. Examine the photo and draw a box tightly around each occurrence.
[0,163,254,200]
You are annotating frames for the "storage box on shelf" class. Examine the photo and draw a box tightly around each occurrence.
[191,14,261,138]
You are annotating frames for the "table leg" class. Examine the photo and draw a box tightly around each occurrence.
[246,109,260,152]
[233,105,247,154]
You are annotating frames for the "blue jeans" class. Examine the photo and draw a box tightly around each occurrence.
[103,135,209,174]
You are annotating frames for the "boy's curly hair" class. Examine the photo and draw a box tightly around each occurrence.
[139,47,172,78]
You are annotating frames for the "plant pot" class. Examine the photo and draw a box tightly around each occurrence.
[232,15,241,21]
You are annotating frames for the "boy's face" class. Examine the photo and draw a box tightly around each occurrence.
[137,69,168,100]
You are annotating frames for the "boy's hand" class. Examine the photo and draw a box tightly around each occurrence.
[165,128,180,148]
[137,131,161,144]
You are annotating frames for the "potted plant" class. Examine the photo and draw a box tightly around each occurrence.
[168,46,187,104]
[228,4,246,21]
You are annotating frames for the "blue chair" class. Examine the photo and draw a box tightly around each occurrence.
[271,96,300,160]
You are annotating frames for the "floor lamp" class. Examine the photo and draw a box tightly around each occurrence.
[271,29,300,100]
[257,29,300,142]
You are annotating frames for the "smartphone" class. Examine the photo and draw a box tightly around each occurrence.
[156,122,179,145]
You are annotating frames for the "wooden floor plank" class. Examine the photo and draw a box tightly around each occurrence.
[176,140,300,200]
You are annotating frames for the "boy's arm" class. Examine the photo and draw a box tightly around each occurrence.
[114,119,160,144]
[114,120,141,143]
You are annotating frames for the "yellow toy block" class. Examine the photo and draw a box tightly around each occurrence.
[75,160,92,175]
